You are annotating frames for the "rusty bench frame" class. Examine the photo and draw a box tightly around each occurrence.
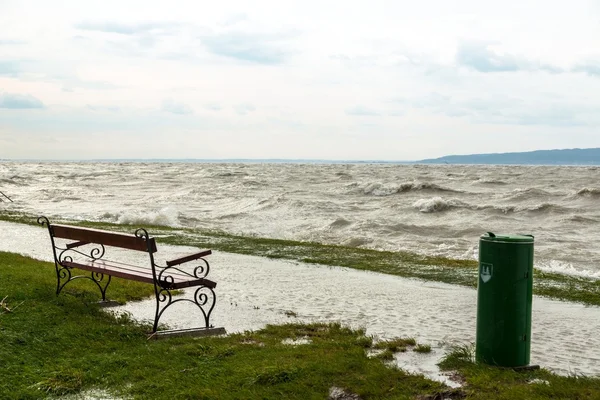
[38,216,218,333]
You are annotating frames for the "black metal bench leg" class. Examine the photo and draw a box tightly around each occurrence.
[90,272,112,301]
[152,288,172,333]
[192,286,217,328]
[151,286,217,333]
[55,265,73,296]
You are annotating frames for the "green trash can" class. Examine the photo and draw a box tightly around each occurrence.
[476,232,534,367]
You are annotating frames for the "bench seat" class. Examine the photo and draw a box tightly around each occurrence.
[62,259,217,290]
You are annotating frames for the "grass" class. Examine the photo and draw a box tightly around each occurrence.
[438,345,600,399]
[414,344,432,354]
[0,251,446,399]
[374,337,417,353]
[1,251,599,399]
[2,211,598,306]
[373,338,431,356]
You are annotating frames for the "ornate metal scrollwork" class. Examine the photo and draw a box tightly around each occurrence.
[58,245,106,264]
[152,284,216,332]
[90,271,112,301]
[156,258,210,286]
[193,258,210,279]
[37,215,50,227]
[135,228,149,240]
[38,216,111,298]
[194,285,216,325]
[56,263,73,295]
[52,245,108,297]
[150,251,216,331]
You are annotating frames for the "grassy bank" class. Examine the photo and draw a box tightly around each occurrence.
[2,251,599,399]
[1,211,600,306]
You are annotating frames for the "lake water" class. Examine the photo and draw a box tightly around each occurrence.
[2,161,600,277]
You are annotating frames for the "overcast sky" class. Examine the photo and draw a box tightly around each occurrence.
[1,0,599,160]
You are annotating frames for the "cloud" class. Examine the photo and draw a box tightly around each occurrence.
[0,40,26,45]
[395,92,592,127]
[221,13,248,27]
[75,21,179,35]
[204,103,222,111]
[456,42,563,74]
[0,57,119,91]
[0,60,23,77]
[73,21,199,63]
[572,62,600,77]
[200,32,291,64]
[73,21,182,57]
[346,105,380,116]
[161,99,193,115]
[75,20,295,65]
[86,105,120,112]
[0,92,44,109]
[331,54,381,68]
[234,103,255,115]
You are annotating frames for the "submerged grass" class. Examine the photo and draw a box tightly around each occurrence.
[1,211,600,306]
[1,251,599,399]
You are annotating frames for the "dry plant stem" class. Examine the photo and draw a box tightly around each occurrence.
[1,295,24,314]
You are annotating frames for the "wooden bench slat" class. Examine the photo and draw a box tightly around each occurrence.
[166,249,212,267]
[52,224,157,253]
[66,240,90,249]
[96,259,212,282]
[62,260,216,289]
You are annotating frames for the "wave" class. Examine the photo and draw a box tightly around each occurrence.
[380,222,483,238]
[472,178,507,185]
[335,172,353,179]
[362,181,461,196]
[101,207,181,227]
[524,202,569,213]
[477,202,570,214]
[329,218,353,229]
[341,237,374,247]
[505,188,557,201]
[574,188,600,197]
[536,259,600,280]
[242,180,267,187]
[51,196,83,202]
[413,197,467,213]
[0,177,29,186]
[564,215,598,224]
[212,172,249,178]
[55,171,111,179]
[413,197,570,214]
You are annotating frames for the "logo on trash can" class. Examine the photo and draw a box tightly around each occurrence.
[480,262,493,283]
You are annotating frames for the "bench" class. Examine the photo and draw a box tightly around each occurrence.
[38,216,223,336]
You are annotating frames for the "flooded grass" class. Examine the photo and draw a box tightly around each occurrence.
[1,211,599,306]
[414,344,432,354]
[1,251,598,399]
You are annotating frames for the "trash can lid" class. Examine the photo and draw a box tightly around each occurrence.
[480,232,534,243]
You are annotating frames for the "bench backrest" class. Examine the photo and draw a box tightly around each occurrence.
[51,224,157,253]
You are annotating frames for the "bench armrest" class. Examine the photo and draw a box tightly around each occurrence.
[166,249,212,267]
[66,240,90,249]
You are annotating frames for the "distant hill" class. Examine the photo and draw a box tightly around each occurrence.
[417,148,600,165]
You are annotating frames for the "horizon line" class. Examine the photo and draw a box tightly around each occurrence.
[0,158,416,163]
